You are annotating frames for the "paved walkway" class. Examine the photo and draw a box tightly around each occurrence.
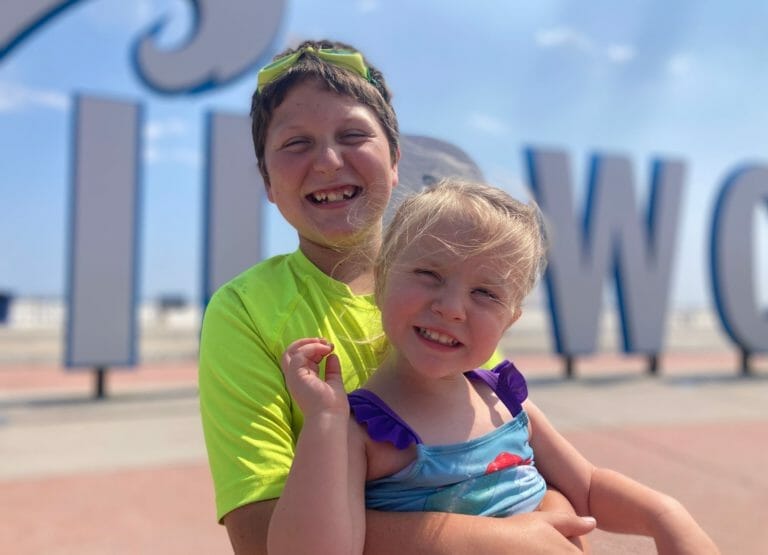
[1,354,766,554]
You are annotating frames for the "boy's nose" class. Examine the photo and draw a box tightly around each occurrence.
[313,144,343,173]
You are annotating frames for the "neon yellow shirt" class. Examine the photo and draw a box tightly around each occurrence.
[199,250,384,521]
[199,249,504,521]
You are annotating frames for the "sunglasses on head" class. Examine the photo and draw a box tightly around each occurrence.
[256,46,373,93]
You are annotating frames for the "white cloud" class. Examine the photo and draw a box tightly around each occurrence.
[667,54,693,76]
[0,82,69,112]
[144,145,200,168]
[357,0,380,13]
[467,112,509,135]
[535,26,637,64]
[144,117,189,141]
[607,44,635,64]
[535,26,594,53]
[143,117,196,166]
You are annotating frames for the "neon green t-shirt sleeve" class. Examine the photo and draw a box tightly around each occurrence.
[199,285,294,522]
[486,348,506,368]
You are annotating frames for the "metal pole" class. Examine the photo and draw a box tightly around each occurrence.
[94,366,108,399]
[740,348,751,376]
[647,353,659,376]
[564,355,575,379]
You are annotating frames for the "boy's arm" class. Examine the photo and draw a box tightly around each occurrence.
[364,510,595,555]
[224,500,277,554]
[225,501,596,554]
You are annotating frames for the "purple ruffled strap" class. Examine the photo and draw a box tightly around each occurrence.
[466,360,528,416]
[349,389,422,450]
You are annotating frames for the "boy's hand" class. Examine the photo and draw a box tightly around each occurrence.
[281,338,348,416]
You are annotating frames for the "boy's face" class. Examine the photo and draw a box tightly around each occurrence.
[379,220,519,381]
[263,80,398,250]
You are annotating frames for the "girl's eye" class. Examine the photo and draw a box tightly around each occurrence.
[473,288,500,301]
[414,269,441,281]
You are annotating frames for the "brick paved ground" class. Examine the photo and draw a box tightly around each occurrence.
[1,353,766,554]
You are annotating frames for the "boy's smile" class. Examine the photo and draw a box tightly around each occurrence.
[307,185,361,205]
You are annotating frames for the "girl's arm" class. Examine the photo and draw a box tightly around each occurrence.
[526,400,719,555]
[267,338,361,555]
[588,468,719,554]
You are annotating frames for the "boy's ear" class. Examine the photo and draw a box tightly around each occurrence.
[265,183,275,204]
[392,147,400,188]
[263,174,276,203]
[260,165,275,203]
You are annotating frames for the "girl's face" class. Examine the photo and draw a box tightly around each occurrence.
[379,220,520,381]
[263,80,398,251]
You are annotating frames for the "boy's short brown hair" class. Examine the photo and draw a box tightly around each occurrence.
[250,39,399,184]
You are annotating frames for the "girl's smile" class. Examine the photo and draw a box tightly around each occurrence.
[415,326,462,348]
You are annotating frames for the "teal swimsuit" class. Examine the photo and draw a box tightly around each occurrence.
[349,360,547,516]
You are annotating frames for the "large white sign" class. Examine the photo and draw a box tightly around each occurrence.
[1,0,285,94]
[526,149,686,355]
[711,166,768,352]
[1,0,766,369]
[66,96,141,367]
[203,112,265,302]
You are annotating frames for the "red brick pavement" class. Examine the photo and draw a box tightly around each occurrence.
[1,355,766,554]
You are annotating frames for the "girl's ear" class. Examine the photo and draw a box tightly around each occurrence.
[507,306,522,328]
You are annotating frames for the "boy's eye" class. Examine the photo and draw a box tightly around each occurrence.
[282,137,310,150]
[340,130,369,141]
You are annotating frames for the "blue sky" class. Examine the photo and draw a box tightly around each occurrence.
[0,0,766,311]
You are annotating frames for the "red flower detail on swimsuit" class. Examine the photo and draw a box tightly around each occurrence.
[485,452,532,474]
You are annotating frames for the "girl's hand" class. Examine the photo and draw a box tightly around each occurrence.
[281,338,348,417]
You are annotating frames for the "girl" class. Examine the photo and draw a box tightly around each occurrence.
[273,179,719,555]
[199,41,594,554]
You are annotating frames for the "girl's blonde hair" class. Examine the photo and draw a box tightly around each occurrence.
[374,178,548,312]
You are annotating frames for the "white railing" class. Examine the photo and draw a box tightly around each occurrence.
[0,297,739,365]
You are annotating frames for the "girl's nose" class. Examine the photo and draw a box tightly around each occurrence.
[431,291,466,322]
[313,143,343,174]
